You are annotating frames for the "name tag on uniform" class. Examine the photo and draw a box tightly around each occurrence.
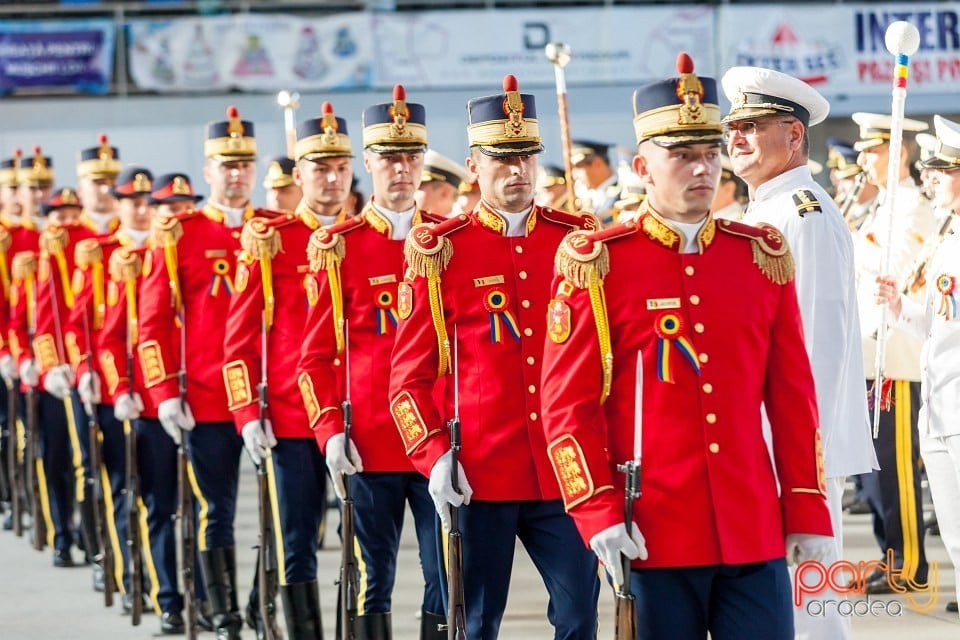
[205,249,227,258]
[369,274,397,285]
[646,297,681,310]
[474,275,505,287]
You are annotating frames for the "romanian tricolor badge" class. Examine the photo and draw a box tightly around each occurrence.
[484,289,520,343]
[936,274,956,320]
[654,312,700,382]
[209,258,235,297]
[375,288,400,335]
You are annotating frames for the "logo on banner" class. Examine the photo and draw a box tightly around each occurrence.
[732,23,843,85]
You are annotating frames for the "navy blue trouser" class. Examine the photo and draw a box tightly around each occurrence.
[441,499,600,640]
[630,559,793,640]
[350,471,443,616]
[267,437,327,584]
[185,421,243,550]
[860,379,927,582]
[38,391,74,552]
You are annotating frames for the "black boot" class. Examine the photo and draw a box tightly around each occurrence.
[199,547,243,640]
[356,612,391,640]
[78,496,105,591]
[420,610,446,640]
[280,581,323,640]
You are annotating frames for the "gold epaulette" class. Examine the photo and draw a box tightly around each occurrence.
[555,222,637,289]
[11,251,37,281]
[792,189,822,217]
[40,225,69,255]
[150,210,197,247]
[403,213,471,278]
[0,225,10,254]
[716,219,795,285]
[306,216,366,273]
[108,247,143,283]
[240,217,283,260]
[74,238,104,269]
[539,207,601,231]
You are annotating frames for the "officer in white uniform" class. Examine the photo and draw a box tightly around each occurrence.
[852,111,938,594]
[721,66,879,640]
[711,155,746,221]
[877,113,960,617]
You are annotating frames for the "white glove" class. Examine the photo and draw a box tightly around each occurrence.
[114,392,144,422]
[325,433,364,500]
[19,359,39,388]
[241,419,277,463]
[428,450,473,531]
[590,522,648,586]
[0,354,15,386]
[157,398,196,445]
[785,533,835,566]
[42,364,75,399]
[78,372,102,413]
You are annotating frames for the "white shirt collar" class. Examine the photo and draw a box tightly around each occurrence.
[494,204,533,237]
[372,201,416,240]
[211,201,247,228]
[671,218,708,254]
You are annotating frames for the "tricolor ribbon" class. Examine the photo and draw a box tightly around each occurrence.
[484,289,520,343]
[868,377,894,412]
[375,289,399,335]
[208,258,235,297]
[936,274,956,320]
[654,312,700,383]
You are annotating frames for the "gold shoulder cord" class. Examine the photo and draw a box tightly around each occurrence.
[241,220,282,331]
[588,269,613,404]
[307,231,346,353]
[404,230,453,377]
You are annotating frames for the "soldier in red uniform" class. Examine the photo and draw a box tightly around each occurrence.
[223,100,354,639]
[538,54,833,639]
[388,75,601,639]
[12,181,96,566]
[297,86,446,639]
[76,133,122,237]
[138,106,264,640]
[17,147,56,233]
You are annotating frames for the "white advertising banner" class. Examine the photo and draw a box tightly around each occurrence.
[719,3,960,96]
[369,6,716,88]
[127,13,373,92]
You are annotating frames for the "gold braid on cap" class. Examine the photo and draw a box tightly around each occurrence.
[108,247,143,283]
[240,218,282,260]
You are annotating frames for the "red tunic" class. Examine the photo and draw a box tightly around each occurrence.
[388,204,597,500]
[137,204,265,423]
[297,203,442,470]
[2,216,40,361]
[539,209,833,568]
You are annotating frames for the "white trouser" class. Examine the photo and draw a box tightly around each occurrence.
[918,433,960,616]
[791,475,852,640]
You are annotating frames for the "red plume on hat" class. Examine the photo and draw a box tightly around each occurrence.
[32,145,47,170]
[227,105,244,137]
[675,52,705,124]
[321,101,339,134]
[97,132,112,160]
[502,74,524,118]
[390,84,409,121]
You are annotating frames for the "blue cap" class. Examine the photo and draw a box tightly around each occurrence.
[362,84,428,153]
[467,74,542,157]
[632,53,722,147]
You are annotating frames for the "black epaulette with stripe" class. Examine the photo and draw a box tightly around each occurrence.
[793,189,821,217]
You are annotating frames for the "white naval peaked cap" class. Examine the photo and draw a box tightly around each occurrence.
[721,66,830,127]
[420,149,471,188]
[922,115,960,169]
[851,112,929,151]
[915,132,937,164]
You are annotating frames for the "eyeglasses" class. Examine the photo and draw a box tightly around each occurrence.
[722,119,795,141]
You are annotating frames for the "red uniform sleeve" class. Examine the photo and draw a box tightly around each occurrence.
[223,255,264,432]
[137,245,180,407]
[387,272,448,477]
[8,277,29,367]
[540,276,621,545]
[97,278,132,401]
[765,279,833,537]
[296,269,344,452]
[65,263,95,379]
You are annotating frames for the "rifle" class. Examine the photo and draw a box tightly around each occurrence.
[339,322,358,640]
[445,327,466,640]
[613,354,643,640]
[5,378,23,537]
[81,308,116,608]
[178,306,197,640]
[122,282,143,625]
[903,213,955,295]
[25,269,45,552]
[254,311,281,640]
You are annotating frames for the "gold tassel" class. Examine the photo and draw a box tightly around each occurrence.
[403,235,452,279]
[12,252,37,282]
[74,238,103,270]
[307,230,346,273]
[587,273,613,404]
[0,225,11,254]
[751,241,795,285]
[241,219,282,260]
[40,226,68,256]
